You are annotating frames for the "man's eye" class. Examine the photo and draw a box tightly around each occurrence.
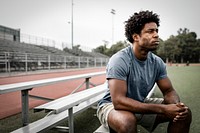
[147,29,158,33]
[148,30,154,33]
[155,29,159,33]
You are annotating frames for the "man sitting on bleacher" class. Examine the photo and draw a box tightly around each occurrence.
[97,10,191,133]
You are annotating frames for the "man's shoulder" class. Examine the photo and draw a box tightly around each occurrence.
[111,46,132,61]
[107,46,132,74]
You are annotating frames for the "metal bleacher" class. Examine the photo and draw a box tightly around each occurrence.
[0,38,109,73]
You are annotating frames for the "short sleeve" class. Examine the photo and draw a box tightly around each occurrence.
[156,58,167,81]
[106,53,129,81]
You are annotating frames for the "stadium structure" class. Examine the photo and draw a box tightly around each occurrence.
[0,25,109,73]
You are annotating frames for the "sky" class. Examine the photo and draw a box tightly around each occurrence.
[0,0,199,50]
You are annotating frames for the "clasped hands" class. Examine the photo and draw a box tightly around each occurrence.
[173,102,189,122]
[164,102,189,122]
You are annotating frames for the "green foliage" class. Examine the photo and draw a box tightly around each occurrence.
[94,27,200,63]
[156,28,199,63]
[93,41,129,57]
[93,44,108,55]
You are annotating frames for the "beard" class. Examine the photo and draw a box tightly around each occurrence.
[139,44,158,52]
[147,45,159,51]
[139,39,159,52]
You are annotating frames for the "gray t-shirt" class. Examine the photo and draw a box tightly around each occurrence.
[98,46,167,106]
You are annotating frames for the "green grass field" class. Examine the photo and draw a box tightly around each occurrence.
[0,66,199,133]
[163,66,200,133]
[148,65,200,133]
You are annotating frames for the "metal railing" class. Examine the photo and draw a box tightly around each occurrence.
[0,51,109,73]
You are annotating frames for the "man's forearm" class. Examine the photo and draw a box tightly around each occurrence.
[113,97,165,114]
[163,90,180,104]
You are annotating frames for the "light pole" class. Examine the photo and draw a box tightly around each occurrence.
[71,0,74,49]
[111,9,115,46]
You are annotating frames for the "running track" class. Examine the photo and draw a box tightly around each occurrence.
[0,67,106,119]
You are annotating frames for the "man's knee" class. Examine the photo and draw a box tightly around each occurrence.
[167,108,192,133]
[119,115,137,132]
[172,107,192,126]
[109,110,138,133]
[185,108,192,124]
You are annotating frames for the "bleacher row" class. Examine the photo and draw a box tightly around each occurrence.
[0,39,109,72]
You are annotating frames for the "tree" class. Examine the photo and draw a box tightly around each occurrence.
[176,28,198,63]
[93,44,108,55]
[157,28,199,63]
[163,36,181,63]
[93,27,200,63]
[156,38,166,61]
[93,41,129,57]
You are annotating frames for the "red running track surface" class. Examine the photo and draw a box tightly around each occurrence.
[0,67,106,119]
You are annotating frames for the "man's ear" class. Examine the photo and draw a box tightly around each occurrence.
[132,34,139,42]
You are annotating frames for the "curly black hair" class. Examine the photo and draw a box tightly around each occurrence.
[125,10,160,43]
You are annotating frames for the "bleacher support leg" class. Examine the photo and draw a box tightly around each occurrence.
[85,77,90,89]
[21,90,29,126]
[68,108,74,133]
